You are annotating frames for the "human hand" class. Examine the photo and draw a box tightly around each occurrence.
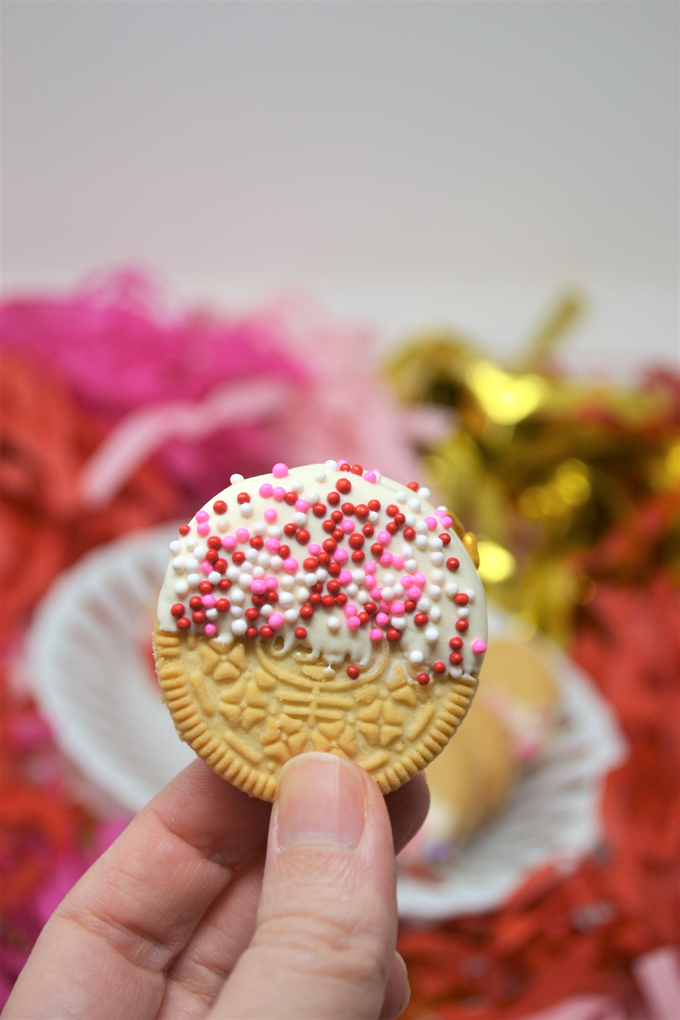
[4,752,429,1020]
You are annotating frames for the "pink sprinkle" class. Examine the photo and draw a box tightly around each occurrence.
[413,573,427,588]
[392,601,405,615]
[341,520,354,534]
[197,522,210,537]
[265,538,280,552]
[222,535,237,551]
[401,575,413,587]
[379,600,392,613]
[251,579,267,594]
[265,576,278,589]
[363,471,377,483]
[308,543,322,555]
[347,616,361,630]
[370,588,382,600]
[407,586,421,600]
[204,623,217,636]
[472,639,488,654]
[283,557,298,573]
[273,486,286,501]
[365,562,377,575]
[196,510,209,523]
[295,499,309,512]
[376,612,390,627]
[441,516,453,528]
[338,569,352,585]
[272,463,289,478]
[333,548,348,565]
[235,527,250,542]
[259,483,273,498]
[264,508,278,523]
[268,613,284,628]
[200,561,212,575]
[379,552,393,567]
[370,628,384,641]
[377,530,391,546]
[425,517,438,531]
[344,604,358,617]
[202,594,216,608]
[435,507,445,517]
[392,555,405,570]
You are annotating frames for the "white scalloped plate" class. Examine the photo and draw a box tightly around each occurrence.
[26,526,626,918]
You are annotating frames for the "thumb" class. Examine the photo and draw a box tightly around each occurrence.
[211,753,405,1020]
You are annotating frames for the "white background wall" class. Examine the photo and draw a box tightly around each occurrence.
[2,1,678,377]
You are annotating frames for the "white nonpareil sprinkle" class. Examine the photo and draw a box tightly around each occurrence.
[429,606,442,622]
[464,589,476,603]
[185,556,199,571]
[231,619,247,634]
[429,585,442,600]
[417,597,432,612]
[257,552,270,567]
[382,587,394,601]
[217,519,229,533]
[239,503,253,517]
[405,558,418,572]
[418,487,431,499]
[449,666,463,678]
[457,607,470,619]
[408,498,421,511]
[169,540,180,553]
[261,604,273,618]
[314,470,327,482]
[230,588,245,605]
[357,590,369,604]
[327,616,341,632]
[409,650,424,664]
[253,521,266,536]
[280,574,295,590]
[174,580,188,595]
[347,583,358,597]
[368,510,380,523]
[269,556,283,570]
[226,565,240,581]
[316,568,328,582]
[391,617,406,630]
[230,473,244,484]
[245,548,258,562]
[172,557,185,573]
[187,574,200,588]
[185,537,197,550]
[425,626,439,642]
[208,571,222,584]
[284,608,299,623]
[395,490,407,503]
[278,592,294,607]
[415,522,428,534]
[252,566,265,578]
[268,525,282,538]
[429,537,443,550]
[415,535,428,549]
[324,460,337,471]
[206,608,218,620]
[432,569,445,583]
[238,574,253,589]
[430,552,444,565]
[444,582,459,596]
[291,479,304,493]
[230,605,243,618]
[401,543,412,557]
[393,583,405,597]
[305,572,317,587]
[296,587,309,602]
[306,490,320,504]
[405,514,416,526]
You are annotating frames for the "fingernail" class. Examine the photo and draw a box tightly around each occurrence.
[277,753,365,850]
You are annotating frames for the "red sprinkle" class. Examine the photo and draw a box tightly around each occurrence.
[386,504,398,517]
[440,533,451,546]
[192,610,206,624]
[354,504,369,518]
[299,605,314,619]
[414,613,429,627]
[312,503,326,517]
[327,579,341,595]
[317,551,331,565]
[245,608,259,621]
[283,522,297,536]
[207,536,222,549]
[199,581,213,594]
[323,537,337,553]
[218,578,231,591]
[177,616,191,629]
[304,557,318,570]
[371,542,383,556]
[362,523,375,537]
[407,482,419,491]
[454,593,469,605]
[336,478,352,494]
[295,626,307,639]
[232,551,246,565]
[368,499,381,512]
[403,527,416,540]
[335,592,348,607]
[450,652,463,664]
[449,636,463,649]
[171,603,185,617]
[331,509,344,523]
[351,464,363,475]
[205,549,218,564]
[309,593,322,606]
[351,550,365,562]
[349,534,364,549]
[322,594,335,608]
[245,626,258,639]
[284,491,297,505]
[259,625,274,639]
[333,528,344,542]
[447,557,460,571]
[341,502,354,516]
[364,601,377,615]
[213,500,227,514]
[386,628,401,642]
[189,595,203,609]
[179,524,190,536]
[327,491,340,506]
[386,521,399,535]
[250,536,264,550]
[394,513,406,526]
[347,664,360,679]
[404,600,416,613]
[456,619,469,632]
[237,492,250,504]
[214,558,227,573]
[328,562,341,577]
[322,519,335,533]
[216,598,230,612]
[416,673,430,686]
[278,545,291,559]
[433,661,447,673]
[358,611,370,624]
[338,461,351,471]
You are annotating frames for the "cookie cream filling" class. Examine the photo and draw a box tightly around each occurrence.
[157,461,487,683]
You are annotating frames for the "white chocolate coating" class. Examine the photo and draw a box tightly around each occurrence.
[157,462,487,681]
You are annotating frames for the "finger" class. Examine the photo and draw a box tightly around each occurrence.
[158,847,266,1020]
[211,753,399,1020]
[384,773,430,855]
[4,760,270,1020]
[379,953,411,1020]
[158,771,427,1017]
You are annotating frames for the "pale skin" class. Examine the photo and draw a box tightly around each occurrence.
[4,753,429,1020]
